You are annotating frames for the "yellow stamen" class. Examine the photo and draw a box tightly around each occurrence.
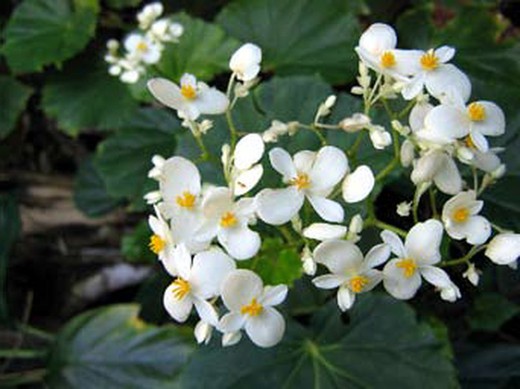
[349,275,369,293]
[420,50,439,71]
[396,258,417,278]
[240,298,263,317]
[290,173,310,190]
[380,51,396,68]
[171,278,191,300]
[149,234,165,254]
[181,84,197,100]
[453,207,469,223]
[220,212,237,228]
[467,102,486,122]
[464,135,476,149]
[136,41,148,52]
[176,191,196,209]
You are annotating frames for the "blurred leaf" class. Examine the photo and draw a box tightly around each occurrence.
[42,54,138,136]
[121,221,156,264]
[468,292,519,332]
[179,293,456,388]
[0,76,32,139]
[156,12,240,82]
[2,0,99,73]
[135,272,171,324]
[239,237,302,286]
[217,0,360,84]
[94,108,179,204]
[105,0,140,9]
[46,304,194,388]
[74,158,123,217]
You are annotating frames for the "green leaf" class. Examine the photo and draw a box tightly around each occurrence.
[74,158,122,217]
[468,292,520,332]
[156,12,240,82]
[217,0,360,84]
[42,54,138,135]
[180,293,456,388]
[121,221,156,264]
[0,76,32,139]
[94,108,179,204]
[2,0,99,73]
[105,0,140,9]
[46,304,194,388]
[239,237,302,286]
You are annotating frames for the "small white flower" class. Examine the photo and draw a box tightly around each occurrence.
[301,246,317,276]
[219,269,288,348]
[485,233,520,266]
[148,207,174,262]
[439,281,461,302]
[229,43,262,82]
[442,191,491,245]
[302,223,347,241]
[368,125,392,150]
[194,320,213,345]
[137,2,163,30]
[339,113,370,133]
[148,73,229,120]
[232,134,265,196]
[312,241,390,310]
[396,201,412,217]
[124,33,162,64]
[411,150,462,195]
[463,263,481,286]
[255,146,348,225]
[148,154,166,180]
[163,246,236,325]
[382,219,454,300]
[315,95,337,119]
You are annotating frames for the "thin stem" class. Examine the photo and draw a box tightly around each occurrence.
[193,134,210,161]
[429,188,439,219]
[412,186,422,223]
[278,225,296,244]
[365,218,407,238]
[397,100,416,119]
[440,245,487,268]
[472,166,478,192]
[297,123,327,146]
[225,74,238,148]
[17,324,54,342]
[0,368,46,386]
[0,349,46,359]
[375,158,398,182]
[347,131,365,161]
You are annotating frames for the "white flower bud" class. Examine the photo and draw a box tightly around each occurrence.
[440,282,461,302]
[485,233,520,265]
[169,22,184,38]
[143,190,161,204]
[301,246,316,276]
[222,331,242,347]
[351,86,364,95]
[324,95,337,109]
[221,144,231,169]
[339,113,370,132]
[108,64,122,75]
[107,39,119,52]
[291,215,302,234]
[462,263,480,286]
[369,126,392,150]
[194,321,213,345]
[229,43,262,82]
[400,139,415,167]
[456,146,474,164]
[396,201,412,217]
[491,164,506,179]
[391,120,410,136]
[349,214,363,234]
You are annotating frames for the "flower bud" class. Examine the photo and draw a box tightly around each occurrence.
[462,263,480,286]
[194,321,213,345]
[369,126,392,150]
[485,233,520,266]
[339,113,370,132]
[222,331,242,347]
[396,201,412,217]
[400,139,415,167]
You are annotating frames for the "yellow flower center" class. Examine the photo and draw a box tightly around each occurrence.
[171,278,191,300]
[181,84,197,100]
[240,298,263,317]
[467,102,486,122]
[349,275,369,293]
[453,207,469,223]
[149,234,165,254]
[420,50,439,71]
[290,173,310,190]
[220,212,238,228]
[396,258,417,278]
[176,191,196,209]
[380,51,396,68]
[136,41,148,52]
[464,135,476,149]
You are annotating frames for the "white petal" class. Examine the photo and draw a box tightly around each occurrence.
[435,46,455,63]
[202,187,233,220]
[473,149,501,173]
[423,104,469,142]
[342,165,374,203]
[359,269,383,292]
[383,259,422,300]
[312,274,345,289]
[234,133,265,170]
[194,321,212,344]
[433,155,462,195]
[163,285,193,322]
[302,223,347,241]
[293,150,316,173]
[358,23,397,55]
[463,216,491,245]
[190,249,236,299]
[194,299,219,326]
[219,312,246,333]
[337,286,355,311]
[409,102,433,133]
[221,269,263,311]
[309,146,348,191]
[307,195,344,223]
[269,148,296,179]
[364,243,391,269]
[420,266,452,289]
[195,87,229,115]
[485,234,520,265]
[411,151,445,185]
[380,230,406,258]
[218,225,261,260]
[222,331,242,347]
[255,187,304,225]
[173,244,192,280]
[401,74,425,100]
[147,78,183,111]
[313,240,363,274]
[472,101,505,136]
[161,244,180,277]
[233,165,263,196]
[426,64,471,103]
[229,43,262,81]
[261,285,288,307]
[245,307,285,348]
[405,219,443,265]
[160,156,201,202]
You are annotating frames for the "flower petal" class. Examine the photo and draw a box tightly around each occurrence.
[202,187,233,220]
[337,286,355,311]
[383,259,422,300]
[147,78,183,111]
[302,223,347,241]
[190,249,236,299]
[426,64,471,104]
[409,102,433,133]
[313,240,363,274]
[309,146,348,192]
[218,224,261,260]
[405,219,443,265]
[342,165,374,203]
[423,104,469,142]
[312,274,345,289]
[233,165,264,196]
[293,150,316,173]
[420,266,452,289]
[194,298,219,326]
[234,133,265,170]
[469,130,489,153]
[364,243,391,269]
[173,243,192,280]
[160,156,201,201]
[433,155,462,195]
[269,148,296,180]
[464,215,491,245]
[245,307,285,348]
[221,269,263,311]
[472,101,505,137]
[261,285,288,307]
[255,187,304,225]
[358,23,397,55]
[307,195,344,223]
[163,284,193,322]
[380,230,406,258]
[219,312,246,333]
[195,86,229,115]
[485,234,520,265]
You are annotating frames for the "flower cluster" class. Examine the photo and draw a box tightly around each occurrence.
[105,2,183,84]
[142,24,519,349]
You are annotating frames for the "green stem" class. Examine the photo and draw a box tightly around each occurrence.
[412,186,422,223]
[17,324,54,342]
[365,218,407,238]
[0,368,46,386]
[278,225,296,244]
[225,74,238,148]
[375,158,399,182]
[297,123,327,146]
[0,349,46,359]
[347,131,365,161]
[429,188,439,219]
[193,134,210,161]
[440,245,487,268]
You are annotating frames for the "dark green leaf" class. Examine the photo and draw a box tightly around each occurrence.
[121,221,156,264]
[105,0,140,9]
[217,0,360,84]
[3,0,99,73]
[468,292,519,332]
[0,76,32,139]
[180,294,456,388]
[46,304,194,388]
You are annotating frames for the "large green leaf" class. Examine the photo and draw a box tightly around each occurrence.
[0,76,32,139]
[468,293,520,332]
[180,294,456,388]
[46,304,194,388]
[121,220,156,264]
[42,54,138,136]
[155,12,240,82]
[94,108,179,204]
[2,0,99,73]
[217,0,360,84]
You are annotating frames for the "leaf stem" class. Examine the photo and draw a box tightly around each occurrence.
[440,245,487,268]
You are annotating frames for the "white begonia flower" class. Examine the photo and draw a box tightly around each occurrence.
[400,46,471,102]
[463,263,480,286]
[199,187,260,260]
[423,101,505,152]
[124,33,161,64]
[342,165,375,203]
[194,320,213,345]
[411,150,462,195]
[470,147,503,173]
[312,241,390,310]
[396,201,412,217]
[368,125,392,150]
[163,246,236,326]
[439,282,461,302]
[148,73,229,120]
[442,191,491,245]
[485,233,520,266]
[137,2,163,30]
[219,269,288,348]
[301,246,317,276]
[149,19,184,42]
[255,146,348,225]
[303,223,347,241]
[232,134,265,196]
[382,219,455,300]
[229,43,262,82]
[148,207,174,262]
